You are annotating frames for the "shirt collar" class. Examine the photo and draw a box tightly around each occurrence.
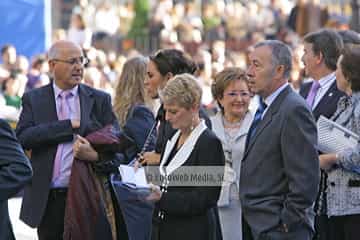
[53,83,79,99]
[318,72,336,88]
[264,82,289,108]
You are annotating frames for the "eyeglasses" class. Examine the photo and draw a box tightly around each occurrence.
[51,56,89,66]
[224,91,250,98]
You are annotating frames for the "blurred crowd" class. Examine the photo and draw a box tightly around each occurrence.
[0,0,352,122]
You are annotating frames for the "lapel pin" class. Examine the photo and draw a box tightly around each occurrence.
[328,92,333,97]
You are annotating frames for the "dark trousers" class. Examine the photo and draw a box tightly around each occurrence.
[242,215,313,240]
[110,187,129,240]
[313,215,330,240]
[37,188,67,240]
[242,216,254,240]
[328,214,360,240]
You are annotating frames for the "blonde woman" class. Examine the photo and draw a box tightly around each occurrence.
[112,56,156,163]
[146,73,224,240]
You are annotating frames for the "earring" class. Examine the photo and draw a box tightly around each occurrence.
[190,115,195,131]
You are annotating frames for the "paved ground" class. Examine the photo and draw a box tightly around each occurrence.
[8,198,37,240]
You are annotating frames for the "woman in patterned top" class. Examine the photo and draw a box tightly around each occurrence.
[319,45,360,240]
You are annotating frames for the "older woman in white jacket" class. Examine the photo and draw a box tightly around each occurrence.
[210,68,253,240]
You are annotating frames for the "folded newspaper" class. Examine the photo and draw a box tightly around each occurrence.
[317,115,359,153]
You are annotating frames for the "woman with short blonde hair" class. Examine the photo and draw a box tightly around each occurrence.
[160,73,202,110]
[146,73,224,240]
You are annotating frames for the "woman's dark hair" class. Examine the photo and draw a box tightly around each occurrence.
[340,46,360,92]
[149,49,197,76]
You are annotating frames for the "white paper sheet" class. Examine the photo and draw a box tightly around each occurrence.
[118,165,149,189]
[317,115,359,153]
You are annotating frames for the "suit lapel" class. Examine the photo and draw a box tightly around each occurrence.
[40,84,58,122]
[313,81,337,119]
[78,84,94,135]
[243,86,292,159]
[299,81,312,99]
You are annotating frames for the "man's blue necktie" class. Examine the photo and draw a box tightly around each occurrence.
[245,98,267,151]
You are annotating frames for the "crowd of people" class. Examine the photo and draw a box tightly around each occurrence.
[0,27,359,240]
[0,0,350,124]
[1,1,360,240]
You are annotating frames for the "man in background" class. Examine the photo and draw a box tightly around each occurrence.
[300,28,345,240]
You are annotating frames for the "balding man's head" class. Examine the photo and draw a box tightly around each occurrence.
[48,40,82,60]
[48,41,84,90]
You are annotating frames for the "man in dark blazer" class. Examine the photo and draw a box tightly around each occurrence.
[300,29,345,121]
[16,41,117,240]
[0,119,32,240]
[300,29,345,240]
[240,40,319,240]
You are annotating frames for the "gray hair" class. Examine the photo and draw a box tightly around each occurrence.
[254,40,292,79]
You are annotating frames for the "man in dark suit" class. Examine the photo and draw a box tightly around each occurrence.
[240,40,319,240]
[16,40,117,240]
[0,119,32,240]
[300,29,345,240]
[300,29,344,120]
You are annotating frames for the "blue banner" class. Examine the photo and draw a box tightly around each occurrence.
[0,0,51,60]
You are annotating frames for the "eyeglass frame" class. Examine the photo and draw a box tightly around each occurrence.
[223,91,251,98]
[51,56,89,66]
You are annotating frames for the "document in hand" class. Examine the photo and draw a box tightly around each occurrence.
[317,115,359,153]
[119,165,150,189]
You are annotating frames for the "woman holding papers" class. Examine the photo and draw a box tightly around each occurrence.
[210,68,253,240]
[146,74,224,240]
[319,46,360,240]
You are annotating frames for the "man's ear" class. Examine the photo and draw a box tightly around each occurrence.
[48,60,55,78]
[316,52,323,65]
[275,65,285,79]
